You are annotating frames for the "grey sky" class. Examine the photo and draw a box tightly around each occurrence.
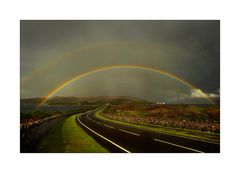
[20,20,220,103]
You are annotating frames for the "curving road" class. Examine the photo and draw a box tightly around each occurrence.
[76,107,220,153]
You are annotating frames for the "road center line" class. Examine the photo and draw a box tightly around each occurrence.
[104,124,116,129]
[153,138,204,153]
[77,116,131,153]
[119,129,140,136]
[95,121,102,125]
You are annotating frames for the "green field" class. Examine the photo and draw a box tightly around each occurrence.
[37,114,108,153]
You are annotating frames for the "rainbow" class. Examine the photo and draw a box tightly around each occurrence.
[21,41,166,84]
[36,65,215,108]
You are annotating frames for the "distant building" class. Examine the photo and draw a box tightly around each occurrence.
[156,101,165,105]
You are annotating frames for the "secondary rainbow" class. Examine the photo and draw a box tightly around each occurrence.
[22,41,164,84]
[36,65,215,108]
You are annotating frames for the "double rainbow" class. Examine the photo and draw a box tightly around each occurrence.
[36,65,215,109]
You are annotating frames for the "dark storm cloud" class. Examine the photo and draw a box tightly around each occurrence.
[20,20,220,103]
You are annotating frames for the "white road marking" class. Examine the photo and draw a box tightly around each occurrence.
[104,124,115,129]
[77,116,131,153]
[88,115,103,125]
[95,121,102,125]
[119,129,140,136]
[164,134,220,145]
[87,115,100,124]
[153,138,204,153]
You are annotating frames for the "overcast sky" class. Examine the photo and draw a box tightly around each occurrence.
[20,20,220,103]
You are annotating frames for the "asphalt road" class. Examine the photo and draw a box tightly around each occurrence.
[77,109,220,153]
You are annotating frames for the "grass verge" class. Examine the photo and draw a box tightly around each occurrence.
[62,114,108,153]
[95,107,220,144]
[37,114,108,152]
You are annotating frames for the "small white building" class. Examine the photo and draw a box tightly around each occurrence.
[156,101,165,105]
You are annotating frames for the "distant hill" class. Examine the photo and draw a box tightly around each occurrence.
[21,97,43,105]
[21,96,148,106]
